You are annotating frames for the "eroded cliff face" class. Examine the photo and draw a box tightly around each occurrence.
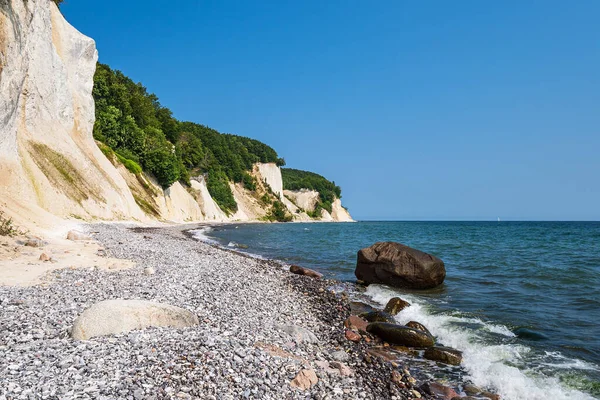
[0,1,352,230]
[0,0,146,232]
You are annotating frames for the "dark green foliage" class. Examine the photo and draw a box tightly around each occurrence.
[265,200,292,222]
[206,169,237,214]
[93,63,180,188]
[241,172,257,191]
[281,168,342,213]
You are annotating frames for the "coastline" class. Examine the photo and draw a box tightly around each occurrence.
[0,222,430,399]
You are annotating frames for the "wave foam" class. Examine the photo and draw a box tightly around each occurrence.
[189,227,219,245]
[364,284,596,400]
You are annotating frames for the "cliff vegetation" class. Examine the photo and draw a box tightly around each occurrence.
[92,63,287,215]
[281,168,341,214]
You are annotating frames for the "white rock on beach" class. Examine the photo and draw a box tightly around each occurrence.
[71,299,199,340]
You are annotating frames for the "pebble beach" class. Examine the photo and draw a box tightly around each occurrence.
[0,223,432,399]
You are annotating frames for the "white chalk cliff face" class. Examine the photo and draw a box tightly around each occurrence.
[0,0,352,230]
[0,0,146,232]
[256,163,284,200]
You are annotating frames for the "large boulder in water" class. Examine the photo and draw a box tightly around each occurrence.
[355,242,445,289]
[367,322,435,347]
[71,299,199,340]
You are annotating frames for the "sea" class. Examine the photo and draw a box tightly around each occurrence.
[191,221,600,400]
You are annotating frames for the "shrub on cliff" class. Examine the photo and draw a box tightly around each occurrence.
[281,168,341,214]
[0,211,21,237]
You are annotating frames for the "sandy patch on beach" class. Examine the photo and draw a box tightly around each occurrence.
[0,234,134,287]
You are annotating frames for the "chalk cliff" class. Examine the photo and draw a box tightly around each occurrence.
[0,0,146,233]
[0,0,352,232]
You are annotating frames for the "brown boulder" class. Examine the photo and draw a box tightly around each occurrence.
[344,316,369,334]
[420,382,459,400]
[355,242,445,289]
[384,297,411,315]
[360,311,395,323]
[367,322,435,347]
[289,265,323,279]
[406,321,432,337]
[423,346,463,366]
[345,329,361,342]
[349,301,376,315]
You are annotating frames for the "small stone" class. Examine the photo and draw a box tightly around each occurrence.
[411,390,422,398]
[39,253,50,261]
[480,392,501,400]
[330,350,349,362]
[290,369,318,390]
[25,238,44,247]
[144,267,155,276]
[390,370,403,385]
[345,329,361,342]
[330,361,353,376]
[67,230,91,241]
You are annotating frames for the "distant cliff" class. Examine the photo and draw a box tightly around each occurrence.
[0,0,352,234]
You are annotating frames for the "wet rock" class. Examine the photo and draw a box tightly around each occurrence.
[390,370,404,386]
[423,346,463,366]
[383,297,410,315]
[366,347,398,362]
[289,369,318,390]
[344,315,369,334]
[360,311,395,323]
[289,265,322,279]
[71,299,199,340]
[513,327,549,341]
[67,230,91,241]
[406,321,432,336]
[345,329,361,342]
[420,382,459,399]
[390,345,419,356]
[480,392,501,400]
[349,301,376,315]
[367,322,435,347]
[355,242,446,289]
[463,384,482,396]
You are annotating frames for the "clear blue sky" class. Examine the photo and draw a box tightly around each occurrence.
[62,1,600,221]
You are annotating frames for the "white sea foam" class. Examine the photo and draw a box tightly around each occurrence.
[541,352,600,371]
[364,284,596,400]
[189,227,219,245]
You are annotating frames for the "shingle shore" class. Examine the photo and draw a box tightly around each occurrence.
[0,223,429,399]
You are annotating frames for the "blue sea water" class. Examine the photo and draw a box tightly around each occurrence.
[193,221,600,399]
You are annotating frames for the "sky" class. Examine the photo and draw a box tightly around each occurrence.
[61,1,600,221]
